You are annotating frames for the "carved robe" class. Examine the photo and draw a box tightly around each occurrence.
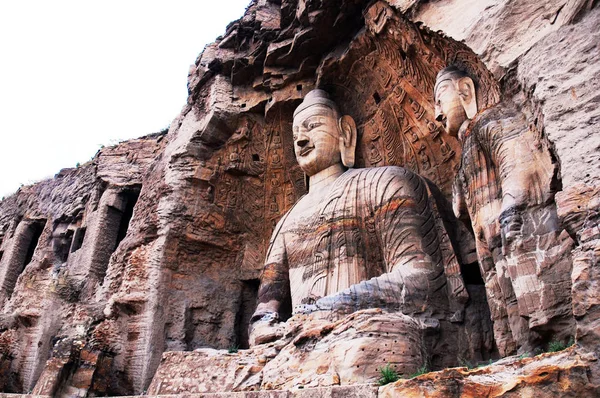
[453,104,573,354]
[256,166,467,320]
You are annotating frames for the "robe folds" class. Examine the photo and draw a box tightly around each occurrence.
[255,166,468,321]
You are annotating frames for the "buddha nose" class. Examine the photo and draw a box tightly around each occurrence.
[296,138,309,148]
[296,131,310,148]
[435,107,444,122]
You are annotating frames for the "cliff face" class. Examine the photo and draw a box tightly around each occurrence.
[0,133,166,394]
[0,0,599,396]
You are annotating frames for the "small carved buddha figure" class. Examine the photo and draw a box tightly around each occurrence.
[434,66,574,354]
[249,89,465,346]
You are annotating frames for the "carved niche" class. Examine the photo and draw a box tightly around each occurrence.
[318,1,500,196]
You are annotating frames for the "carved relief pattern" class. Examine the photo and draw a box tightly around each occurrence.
[318,1,500,196]
[203,112,302,245]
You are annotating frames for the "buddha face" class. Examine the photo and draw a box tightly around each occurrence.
[434,78,468,137]
[292,105,342,176]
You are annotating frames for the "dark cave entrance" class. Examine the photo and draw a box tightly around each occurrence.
[53,228,74,264]
[115,189,140,250]
[23,221,44,267]
[1,219,46,299]
[460,262,485,285]
[92,187,140,283]
[70,227,86,253]
[235,279,260,349]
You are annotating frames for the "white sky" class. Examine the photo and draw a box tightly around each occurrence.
[0,0,250,197]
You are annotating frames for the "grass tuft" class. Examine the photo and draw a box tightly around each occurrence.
[378,363,400,385]
[458,356,475,369]
[547,337,575,353]
[476,359,495,368]
[408,364,429,379]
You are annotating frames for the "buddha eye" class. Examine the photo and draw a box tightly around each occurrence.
[308,121,321,130]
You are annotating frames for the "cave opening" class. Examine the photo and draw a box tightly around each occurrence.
[1,219,46,300]
[53,229,74,264]
[92,187,140,283]
[235,279,260,349]
[70,227,86,253]
[23,221,44,267]
[115,189,140,250]
[460,262,485,285]
[372,91,381,104]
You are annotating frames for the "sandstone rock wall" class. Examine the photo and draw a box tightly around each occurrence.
[0,133,165,395]
[0,0,598,396]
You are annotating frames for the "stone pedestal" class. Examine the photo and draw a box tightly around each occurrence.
[148,309,425,394]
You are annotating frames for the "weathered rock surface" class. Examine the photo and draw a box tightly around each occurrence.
[148,349,264,394]
[557,184,600,353]
[148,310,425,394]
[0,133,165,395]
[380,347,600,398]
[515,7,600,191]
[260,311,425,390]
[149,305,499,394]
[51,346,600,397]
[0,0,598,396]
[408,0,595,77]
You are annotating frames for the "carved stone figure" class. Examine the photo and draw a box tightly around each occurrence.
[249,89,467,347]
[434,66,574,354]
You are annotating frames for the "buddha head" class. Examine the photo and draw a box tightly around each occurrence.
[434,66,477,137]
[292,90,357,176]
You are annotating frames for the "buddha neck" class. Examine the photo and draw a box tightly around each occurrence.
[308,163,346,193]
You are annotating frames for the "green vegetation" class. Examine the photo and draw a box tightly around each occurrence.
[378,363,400,385]
[408,364,429,379]
[547,337,575,353]
[458,356,475,369]
[458,356,496,369]
[477,359,496,368]
[227,344,239,354]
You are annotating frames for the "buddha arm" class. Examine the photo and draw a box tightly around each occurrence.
[478,110,558,243]
[313,167,446,316]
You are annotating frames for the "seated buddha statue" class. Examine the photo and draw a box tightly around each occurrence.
[249,89,467,346]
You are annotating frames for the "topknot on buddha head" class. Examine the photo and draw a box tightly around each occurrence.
[293,89,340,119]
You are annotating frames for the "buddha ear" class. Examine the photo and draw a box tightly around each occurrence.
[456,76,477,119]
[338,115,357,168]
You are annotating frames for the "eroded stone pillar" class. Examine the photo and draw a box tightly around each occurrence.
[72,187,139,284]
[0,219,46,305]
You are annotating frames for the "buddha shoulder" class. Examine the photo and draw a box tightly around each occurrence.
[346,166,424,195]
